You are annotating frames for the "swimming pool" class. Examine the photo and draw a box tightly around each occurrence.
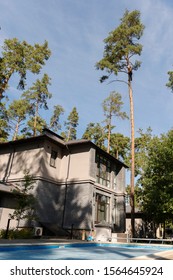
[0,242,173,260]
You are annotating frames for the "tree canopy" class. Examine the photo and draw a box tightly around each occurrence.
[96,9,144,82]
[0,38,51,100]
[102,91,128,153]
[140,130,173,226]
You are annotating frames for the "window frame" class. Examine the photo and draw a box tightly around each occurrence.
[96,153,113,188]
[50,150,58,168]
[94,193,110,224]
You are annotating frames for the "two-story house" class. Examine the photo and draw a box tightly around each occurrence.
[0,128,128,237]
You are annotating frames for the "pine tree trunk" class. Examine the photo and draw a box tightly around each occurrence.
[128,80,135,238]
[34,102,38,136]
[107,122,111,153]
[13,121,19,141]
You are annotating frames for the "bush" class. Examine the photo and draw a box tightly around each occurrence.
[0,228,33,239]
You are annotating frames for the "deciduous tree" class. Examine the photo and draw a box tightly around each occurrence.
[140,130,173,237]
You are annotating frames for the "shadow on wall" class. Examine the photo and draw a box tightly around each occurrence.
[1,148,43,182]
[35,179,93,236]
[63,180,93,229]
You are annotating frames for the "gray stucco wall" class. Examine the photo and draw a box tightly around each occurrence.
[114,195,126,233]
[116,165,126,192]
[34,179,94,233]
[34,180,66,233]
[63,181,94,230]
[89,147,96,179]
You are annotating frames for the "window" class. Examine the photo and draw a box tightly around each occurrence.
[96,154,111,187]
[113,168,117,190]
[50,150,57,167]
[125,194,130,205]
[95,193,110,223]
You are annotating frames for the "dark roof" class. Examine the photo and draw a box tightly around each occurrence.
[0,128,64,148]
[0,128,128,168]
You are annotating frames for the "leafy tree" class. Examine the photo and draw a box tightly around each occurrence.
[140,130,173,237]
[82,122,106,149]
[110,133,130,161]
[63,107,79,141]
[7,99,30,140]
[22,74,51,136]
[0,101,9,142]
[0,38,51,101]
[10,170,37,224]
[96,9,144,237]
[166,69,173,91]
[126,184,142,209]
[21,116,47,137]
[134,127,153,177]
[50,105,65,132]
[102,91,128,153]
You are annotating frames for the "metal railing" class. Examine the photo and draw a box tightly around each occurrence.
[110,236,173,244]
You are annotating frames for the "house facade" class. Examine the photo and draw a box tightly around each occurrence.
[0,128,127,237]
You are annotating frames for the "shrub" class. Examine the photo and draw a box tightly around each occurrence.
[0,228,33,239]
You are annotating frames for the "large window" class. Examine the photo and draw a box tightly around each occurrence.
[95,193,110,223]
[96,154,111,187]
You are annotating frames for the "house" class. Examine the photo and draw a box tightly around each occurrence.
[0,128,128,238]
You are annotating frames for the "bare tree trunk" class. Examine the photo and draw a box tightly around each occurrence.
[107,122,111,153]
[107,113,112,154]
[128,80,135,238]
[34,102,38,136]
[67,125,71,141]
[13,121,19,141]
[116,149,119,159]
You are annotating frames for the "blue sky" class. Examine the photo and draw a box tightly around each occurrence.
[1,0,173,139]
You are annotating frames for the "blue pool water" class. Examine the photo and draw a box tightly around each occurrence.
[0,243,173,260]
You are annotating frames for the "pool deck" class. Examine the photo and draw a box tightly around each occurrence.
[0,238,173,260]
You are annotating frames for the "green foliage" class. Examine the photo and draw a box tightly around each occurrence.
[166,70,173,91]
[140,130,173,224]
[50,105,65,132]
[22,74,52,110]
[22,74,51,136]
[102,91,128,120]
[0,101,9,141]
[126,184,142,208]
[82,122,106,149]
[21,116,47,138]
[10,170,37,222]
[0,38,51,100]
[0,37,52,140]
[64,107,79,141]
[134,127,153,176]
[7,99,31,140]
[102,91,128,153]
[110,133,130,160]
[96,9,144,81]
[0,228,33,239]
